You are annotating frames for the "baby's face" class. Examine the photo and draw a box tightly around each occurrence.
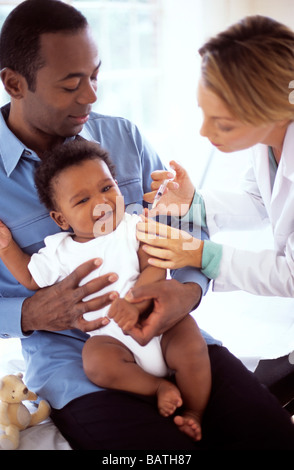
[50,158,124,242]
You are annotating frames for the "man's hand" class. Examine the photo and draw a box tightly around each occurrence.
[0,220,12,251]
[124,279,202,345]
[21,258,119,333]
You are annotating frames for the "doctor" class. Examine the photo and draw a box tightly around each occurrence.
[135,15,294,360]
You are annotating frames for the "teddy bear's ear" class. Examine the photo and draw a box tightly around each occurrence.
[17,373,23,379]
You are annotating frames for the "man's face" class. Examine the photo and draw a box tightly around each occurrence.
[22,27,100,141]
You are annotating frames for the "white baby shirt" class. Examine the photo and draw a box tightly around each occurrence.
[28,213,168,377]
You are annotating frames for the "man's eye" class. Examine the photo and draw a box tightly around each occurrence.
[102,185,111,192]
[63,86,79,93]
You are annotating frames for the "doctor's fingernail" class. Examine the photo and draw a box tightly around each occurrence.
[125,289,134,300]
[109,291,119,300]
[108,274,118,282]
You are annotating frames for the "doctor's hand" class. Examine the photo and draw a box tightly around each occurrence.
[21,258,119,334]
[136,217,204,270]
[144,160,195,217]
[124,279,202,346]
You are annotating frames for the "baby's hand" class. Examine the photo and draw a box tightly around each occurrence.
[0,220,12,251]
[108,297,140,331]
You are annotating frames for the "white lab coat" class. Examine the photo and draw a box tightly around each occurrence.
[202,121,294,297]
[200,122,294,358]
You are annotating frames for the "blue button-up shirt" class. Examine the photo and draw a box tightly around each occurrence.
[0,103,213,408]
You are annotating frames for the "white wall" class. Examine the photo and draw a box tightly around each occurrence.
[155,0,294,186]
[202,0,294,35]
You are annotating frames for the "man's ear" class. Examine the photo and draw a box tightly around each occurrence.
[50,211,70,230]
[0,67,27,100]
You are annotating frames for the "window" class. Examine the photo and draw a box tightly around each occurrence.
[73,1,162,135]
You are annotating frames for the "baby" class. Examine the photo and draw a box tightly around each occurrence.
[0,138,211,441]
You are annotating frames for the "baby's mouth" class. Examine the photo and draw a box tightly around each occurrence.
[93,210,114,237]
[95,211,112,222]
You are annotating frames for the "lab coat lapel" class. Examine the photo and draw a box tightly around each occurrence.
[253,144,272,215]
[278,121,294,182]
[270,122,294,244]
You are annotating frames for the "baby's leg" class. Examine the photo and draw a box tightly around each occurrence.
[161,315,211,441]
[82,335,181,414]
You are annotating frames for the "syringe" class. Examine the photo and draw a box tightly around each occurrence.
[152,179,170,209]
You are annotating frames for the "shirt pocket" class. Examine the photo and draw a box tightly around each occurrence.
[118,178,143,208]
[9,212,60,254]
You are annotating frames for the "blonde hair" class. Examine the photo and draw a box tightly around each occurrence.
[199,15,294,124]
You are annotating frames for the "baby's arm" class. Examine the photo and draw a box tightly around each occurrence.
[0,221,39,290]
[108,243,166,331]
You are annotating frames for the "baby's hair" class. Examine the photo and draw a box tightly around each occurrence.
[35,137,116,211]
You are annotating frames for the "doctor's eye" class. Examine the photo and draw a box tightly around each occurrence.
[217,123,235,132]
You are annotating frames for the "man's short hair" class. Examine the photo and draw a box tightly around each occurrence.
[0,0,88,91]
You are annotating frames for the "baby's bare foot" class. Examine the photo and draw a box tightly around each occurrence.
[174,413,202,441]
[157,380,183,417]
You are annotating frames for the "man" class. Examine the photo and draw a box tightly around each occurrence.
[0,0,293,450]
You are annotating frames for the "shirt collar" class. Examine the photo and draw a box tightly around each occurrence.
[0,104,100,177]
[0,104,40,177]
[79,123,100,143]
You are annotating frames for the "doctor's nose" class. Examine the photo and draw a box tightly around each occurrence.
[199,117,210,138]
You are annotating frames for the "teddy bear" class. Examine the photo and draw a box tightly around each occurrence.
[0,372,50,450]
